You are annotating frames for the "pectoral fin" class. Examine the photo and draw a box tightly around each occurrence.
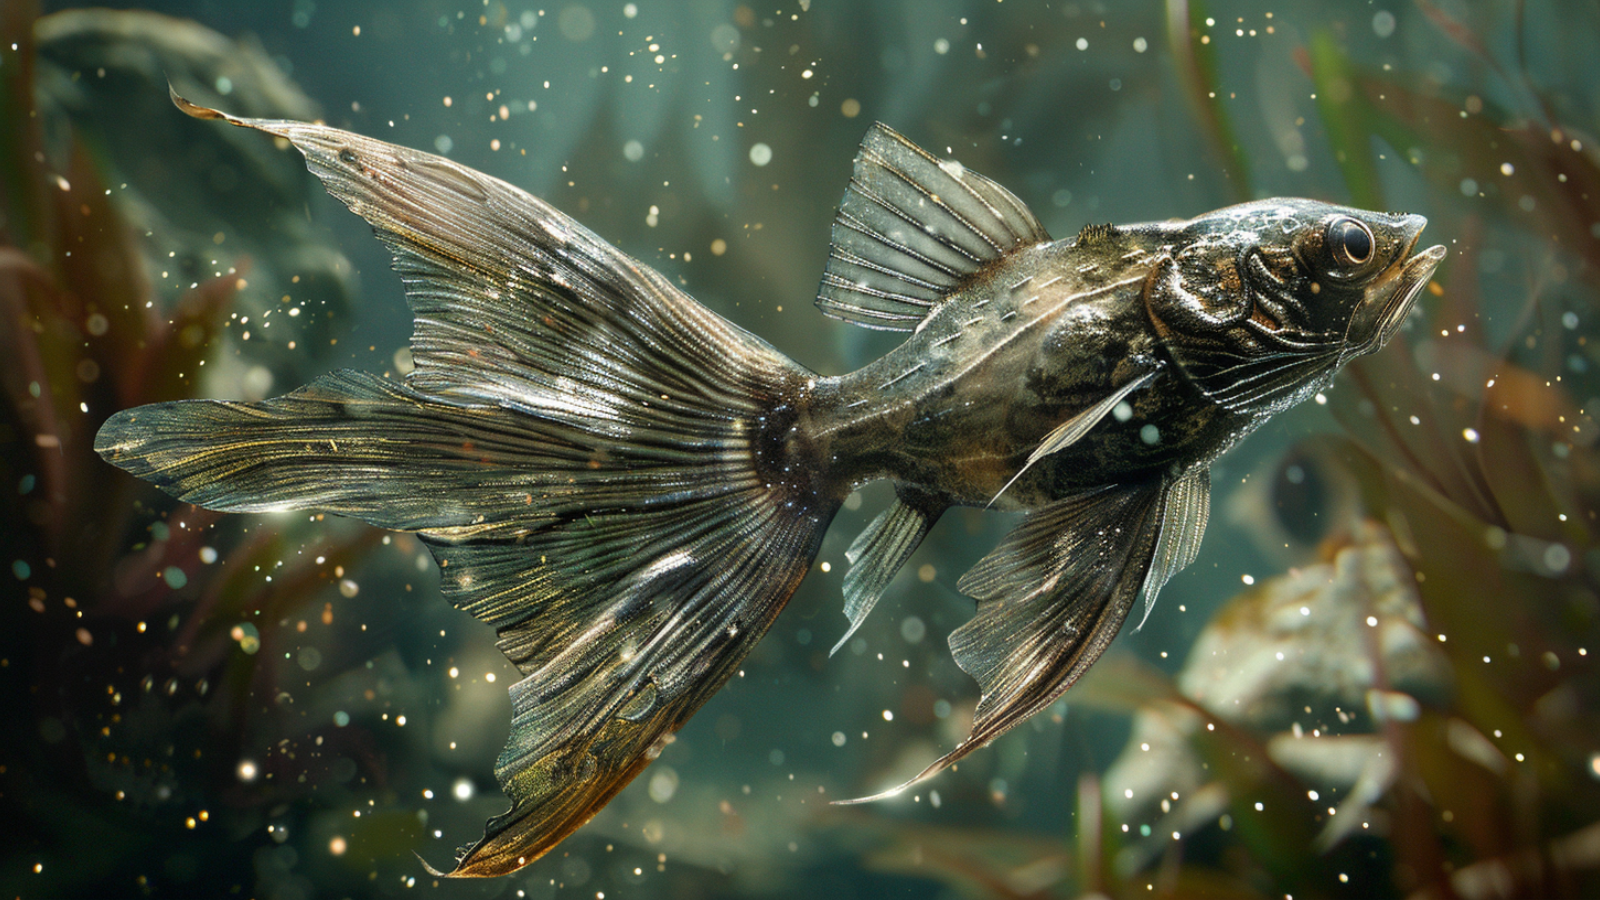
[840,469,1209,803]
[988,370,1156,507]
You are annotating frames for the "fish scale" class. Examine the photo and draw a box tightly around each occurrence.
[95,92,1445,878]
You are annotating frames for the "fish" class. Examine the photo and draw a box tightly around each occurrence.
[94,90,1446,877]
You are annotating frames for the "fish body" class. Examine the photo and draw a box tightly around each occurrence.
[800,236,1222,512]
[96,93,1445,876]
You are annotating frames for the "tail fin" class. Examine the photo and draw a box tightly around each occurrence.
[99,96,834,877]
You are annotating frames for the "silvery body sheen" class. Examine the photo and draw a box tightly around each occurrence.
[96,93,1446,877]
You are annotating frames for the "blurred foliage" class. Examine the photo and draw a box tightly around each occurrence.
[5,0,1599,898]
[0,3,419,897]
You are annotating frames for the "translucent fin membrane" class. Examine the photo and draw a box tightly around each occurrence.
[817,123,1049,331]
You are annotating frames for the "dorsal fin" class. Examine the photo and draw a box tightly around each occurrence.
[816,124,1050,331]
[1076,222,1118,245]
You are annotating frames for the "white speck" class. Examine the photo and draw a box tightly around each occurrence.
[881,709,894,721]
[1133,36,1148,53]
[831,731,847,747]
[452,778,474,801]
[1460,177,1479,196]
[1500,162,1515,176]
[1075,37,1088,50]
[1371,10,1396,38]
[1463,427,1480,443]
[647,767,678,803]
[1139,423,1160,444]
[1242,574,1255,585]
[434,135,453,155]
[623,140,644,162]
[749,143,773,166]
[933,38,949,55]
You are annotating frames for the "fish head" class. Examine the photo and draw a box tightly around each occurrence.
[1144,198,1446,416]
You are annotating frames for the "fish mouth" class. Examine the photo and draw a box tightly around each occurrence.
[1344,225,1446,358]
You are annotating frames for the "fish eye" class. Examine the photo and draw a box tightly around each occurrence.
[1326,217,1374,268]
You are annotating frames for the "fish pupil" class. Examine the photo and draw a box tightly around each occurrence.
[1328,218,1373,266]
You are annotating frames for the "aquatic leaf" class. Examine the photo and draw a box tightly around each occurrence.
[1306,29,1385,211]
[1164,0,1251,202]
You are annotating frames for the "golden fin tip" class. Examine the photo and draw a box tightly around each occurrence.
[168,84,225,120]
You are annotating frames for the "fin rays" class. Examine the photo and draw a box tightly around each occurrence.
[816,123,1049,331]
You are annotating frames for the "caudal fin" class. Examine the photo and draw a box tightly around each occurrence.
[99,96,834,877]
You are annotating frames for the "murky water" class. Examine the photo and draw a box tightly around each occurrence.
[7,1,1598,897]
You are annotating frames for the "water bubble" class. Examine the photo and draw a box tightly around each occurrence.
[1543,543,1572,575]
[623,140,644,162]
[710,23,739,54]
[434,135,454,155]
[647,767,679,803]
[557,5,595,41]
[452,778,474,801]
[231,622,261,655]
[899,616,926,644]
[162,566,188,589]
[749,143,773,166]
[1372,10,1396,38]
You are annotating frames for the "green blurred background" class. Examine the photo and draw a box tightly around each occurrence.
[4,1,1597,897]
